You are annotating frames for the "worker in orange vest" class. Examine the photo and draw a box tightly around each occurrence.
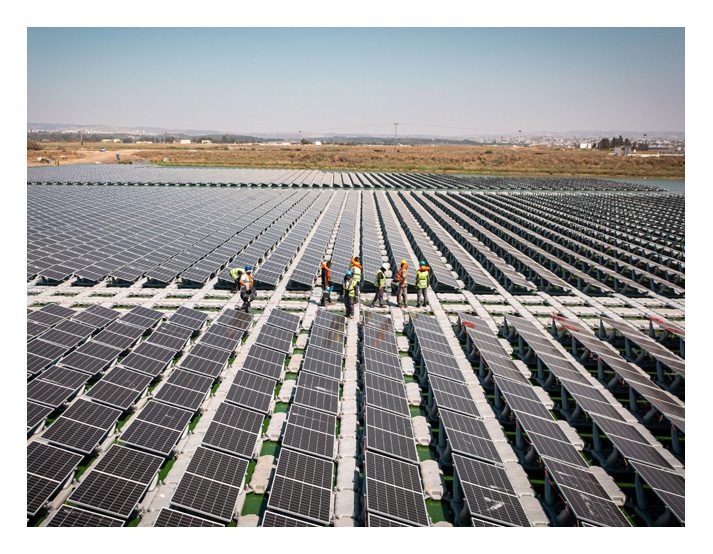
[396,260,409,307]
[239,265,257,313]
[320,259,332,306]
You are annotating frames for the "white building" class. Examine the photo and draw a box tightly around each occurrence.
[579,142,593,149]
[179,139,191,144]
[201,140,212,144]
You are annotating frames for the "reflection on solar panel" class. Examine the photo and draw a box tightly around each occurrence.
[293,371,340,415]
[68,444,163,519]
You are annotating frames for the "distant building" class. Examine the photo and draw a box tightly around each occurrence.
[579,143,593,149]
[201,140,212,144]
[314,141,322,146]
[101,139,111,143]
[179,139,191,144]
[111,138,121,143]
[613,146,632,157]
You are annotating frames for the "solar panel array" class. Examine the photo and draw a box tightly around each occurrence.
[27,173,684,527]
[28,165,665,191]
[551,315,685,432]
[288,191,346,289]
[502,315,684,524]
[388,193,460,292]
[360,311,429,526]
[458,314,632,526]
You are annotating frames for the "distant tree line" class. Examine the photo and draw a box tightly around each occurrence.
[597,136,649,150]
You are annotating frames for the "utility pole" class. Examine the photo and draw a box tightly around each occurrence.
[393,122,399,146]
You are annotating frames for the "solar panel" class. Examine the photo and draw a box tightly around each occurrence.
[121,342,177,377]
[153,507,223,527]
[46,505,124,527]
[215,308,253,331]
[362,346,403,381]
[262,510,318,527]
[452,454,531,527]
[293,371,340,415]
[199,324,244,352]
[363,325,398,354]
[281,404,336,460]
[438,409,501,463]
[255,324,294,354]
[168,306,209,331]
[368,514,411,527]
[27,442,83,516]
[266,309,301,334]
[68,444,163,519]
[42,399,122,455]
[119,306,163,330]
[146,330,190,352]
[241,344,286,380]
[365,406,419,463]
[203,402,263,459]
[172,446,249,523]
[27,401,53,434]
[629,461,685,523]
[119,401,193,457]
[266,449,333,525]
[226,370,276,414]
[300,344,343,380]
[363,372,410,417]
[313,310,346,334]
[72,304,120,329]
[27,378,79,409]
[364,451,429,527]
[153,369,213,411]
[85,366,153,410]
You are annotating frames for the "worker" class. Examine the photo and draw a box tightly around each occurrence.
[320,259,332,305]
[371,265,388,308]
[415,261,430,308]
[229,266,243,294]
[396,260,409,307]
[239,265,257,313]
[344,270,357,319]
[350,256,363,303]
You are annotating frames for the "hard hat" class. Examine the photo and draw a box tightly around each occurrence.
[420,261,426,266]
[400,259,407,265]
[381,266,387,272]
[345,270,352,276]
[244,265,252,271]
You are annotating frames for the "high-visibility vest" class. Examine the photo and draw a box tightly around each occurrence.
[321,263,331,285]
[347,278,357,298]
[397,266,408,286]
[375,270,386,289]
[240,272,254,291]
[416,267,430,289]
[229,267,242,281]
[351,260,362,281]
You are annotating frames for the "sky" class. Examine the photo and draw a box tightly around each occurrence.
[27,28,685,136]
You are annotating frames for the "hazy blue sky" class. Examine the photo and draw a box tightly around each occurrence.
[27,28,684,135]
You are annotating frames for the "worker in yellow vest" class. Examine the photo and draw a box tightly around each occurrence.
[350,256,363,303]
[239,265,257,313]
[415,261,430,308]
[229,267,243,294]
[344,270,357,319]
[371,265,387,308]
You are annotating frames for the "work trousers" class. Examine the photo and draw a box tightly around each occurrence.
[320,290,331,306]
[240,288,257,312]
[371,287,385,308]
[397,285,408,307]
[345,296,355,318]
[416,287,428,307]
